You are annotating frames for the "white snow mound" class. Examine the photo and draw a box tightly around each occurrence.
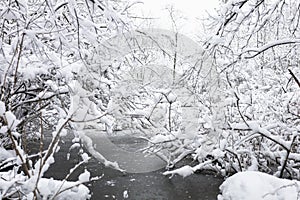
[218,171,300,200]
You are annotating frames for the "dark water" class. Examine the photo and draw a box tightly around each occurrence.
[44,134,223,200]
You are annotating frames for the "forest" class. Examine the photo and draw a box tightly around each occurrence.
[0,0,299,199]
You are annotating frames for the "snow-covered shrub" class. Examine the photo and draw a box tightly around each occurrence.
[163,0,300,179]
[0,0,131,198]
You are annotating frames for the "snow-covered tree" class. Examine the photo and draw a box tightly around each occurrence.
[0,0,132,198]
[164,0,300,179]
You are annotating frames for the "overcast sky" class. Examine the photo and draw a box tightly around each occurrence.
[129,0,220,37]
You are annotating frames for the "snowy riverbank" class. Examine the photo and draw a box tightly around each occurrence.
[219,171,300,200]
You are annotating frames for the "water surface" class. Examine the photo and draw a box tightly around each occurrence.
[44,134,223,200]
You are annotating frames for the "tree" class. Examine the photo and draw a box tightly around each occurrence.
[0,0,132,198]
[163,0,300,179]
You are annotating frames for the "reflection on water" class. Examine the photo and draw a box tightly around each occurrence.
[84,131,166,173]
[44,133,223,200]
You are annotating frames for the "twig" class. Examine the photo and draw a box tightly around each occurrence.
[42,117,71,167]
[51,159,91,199]
[225,148,243,171]
[288,69,300,88]
[279,135,297,178]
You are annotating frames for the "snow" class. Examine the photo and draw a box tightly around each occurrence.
[123,190,129,199]
[163,165,194,178]
[0,101,5,116]
[243,39,300,58]
[19,66,49,80]
[0,147,14,161]
[70,143,81,150]
[60,128,68,137]
[44,80,58,91]
[218,171,300,200]
[1,0,300,199]
[78,169,91,183]
[36,178,90,200]
[0,171,90,199]
[0,126,8,134]
[150,134,174,144]
[167,92,177,103]
[79,132,125,172]
[211,148,225,159]
[106,180,116,186]
[4,111,20,130]
[81,153,90,162]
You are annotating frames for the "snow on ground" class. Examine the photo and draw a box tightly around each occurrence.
[0,171,91,199]
[218,171,300,200]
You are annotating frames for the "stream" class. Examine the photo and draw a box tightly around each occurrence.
[44,132,224,200]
